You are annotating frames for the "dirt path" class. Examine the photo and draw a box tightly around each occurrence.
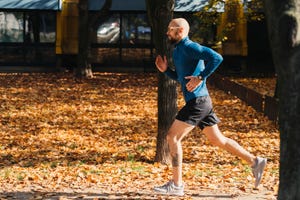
[1,186,277,199]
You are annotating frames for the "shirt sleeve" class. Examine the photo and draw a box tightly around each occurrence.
[164,67,178,80]
[189,43,223,79]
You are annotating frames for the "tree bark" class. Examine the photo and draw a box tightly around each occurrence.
[76,0,112,78]
[146,0,177,164]
[76,0,92,78]
[156,73,178,163]
[264,0,300,199]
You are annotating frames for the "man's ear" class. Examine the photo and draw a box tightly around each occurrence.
[179,27,184,33]
[177,27,184,37]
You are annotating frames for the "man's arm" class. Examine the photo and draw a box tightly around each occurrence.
[155,55,178,80]
[184,44,222,92]
[196,46,223,79]
[164,68,178,80]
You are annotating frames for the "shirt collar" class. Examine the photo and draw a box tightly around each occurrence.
[175,36,189,47]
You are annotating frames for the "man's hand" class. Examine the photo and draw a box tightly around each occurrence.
[185,76,202,92]
[155,55,168,72]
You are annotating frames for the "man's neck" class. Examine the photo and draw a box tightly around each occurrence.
[176,36,187,44]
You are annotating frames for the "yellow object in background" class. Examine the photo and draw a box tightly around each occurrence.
[56,0,79,55]
[217,0,248,56]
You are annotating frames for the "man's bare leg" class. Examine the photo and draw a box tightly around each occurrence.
[203,124,256,166]
[166,119,195,186]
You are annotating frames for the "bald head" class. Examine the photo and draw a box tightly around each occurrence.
[169,18,190,37]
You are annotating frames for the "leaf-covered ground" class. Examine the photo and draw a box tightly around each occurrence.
[0,73,279,199]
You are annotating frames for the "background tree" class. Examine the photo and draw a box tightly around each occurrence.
[146,0,177,164]
[263,0,300,199]
[76,0,111,78]
[193,0,264,45]
[76,0,91,78]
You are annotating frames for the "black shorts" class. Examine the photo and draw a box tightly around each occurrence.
[176,96,220,129]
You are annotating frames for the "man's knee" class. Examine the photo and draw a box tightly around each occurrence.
[166,131,177,144]
[203,125,226,147]
[208,136,226,147]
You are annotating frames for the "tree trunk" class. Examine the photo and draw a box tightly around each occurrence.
[146,0,177,164]
[76,0,93,78]
[156,72,177,163]
[264,1,300,199]
[76,0,112,78]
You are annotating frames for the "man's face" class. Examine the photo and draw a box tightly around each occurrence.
[166,23,181,44]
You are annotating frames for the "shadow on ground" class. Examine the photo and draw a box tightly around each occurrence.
[0,189,273,200]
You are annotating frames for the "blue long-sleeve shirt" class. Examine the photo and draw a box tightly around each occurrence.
[164,37,223,102]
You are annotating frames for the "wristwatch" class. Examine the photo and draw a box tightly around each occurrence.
[197,75,203,80]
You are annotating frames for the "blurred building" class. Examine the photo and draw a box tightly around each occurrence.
[0,0,272,73]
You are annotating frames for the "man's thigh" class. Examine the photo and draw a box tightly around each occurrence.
[168,119,195,141]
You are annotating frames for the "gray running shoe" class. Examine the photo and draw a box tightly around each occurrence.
[153,180,184,196]
[252,157,267,188]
